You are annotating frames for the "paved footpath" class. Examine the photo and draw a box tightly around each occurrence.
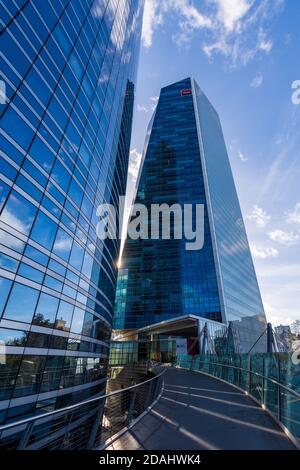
[108,368,296,450]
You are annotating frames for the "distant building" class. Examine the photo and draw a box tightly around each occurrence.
[114,78,267,354]
[275,325,295,352]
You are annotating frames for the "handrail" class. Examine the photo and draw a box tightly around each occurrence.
[177,356,300,448]
[0,369,166,434]
[196,360,300,400]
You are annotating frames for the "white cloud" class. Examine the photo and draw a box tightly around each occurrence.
[142,0,212,49]
[250,244,278,259]
[129,149,143,180]
[142,0,164,48]
[137,104,149,113]
[0,208,32,235]
[137,96,160,113]
[258,29,273,52]
[255,263,300,326]
[142,0,284,66]
[247,205,271,227]
[214,0,253,32]
[238,150,248,162]
[53,237,72,252]
[287,203,300,224]
[268,229,299,246]
[150,95,159,111]
[250,72,263,88]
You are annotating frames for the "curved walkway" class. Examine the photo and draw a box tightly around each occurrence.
[108,368,295,450]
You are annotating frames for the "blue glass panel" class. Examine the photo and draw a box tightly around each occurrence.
[71,307,85,334]
[33,293,59,327]
[18,263,44,283]
[0,190,37,236]
[3,283,39,323]
[55,301,74,331]
[0,253,18,273]
[0,328,27,346]
[52,228,72,261]
[0,277,13,317]
[30,211,58,250]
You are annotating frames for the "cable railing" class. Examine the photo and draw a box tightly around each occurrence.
[176,354,300,448]
[0,369,165,450]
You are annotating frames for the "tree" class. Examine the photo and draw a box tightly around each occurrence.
[291,320,300,337]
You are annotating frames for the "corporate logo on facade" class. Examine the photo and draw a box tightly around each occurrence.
[96,197,205,251]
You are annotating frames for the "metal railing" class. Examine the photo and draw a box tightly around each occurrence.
[0,369,165,450]
[176,354,300,447]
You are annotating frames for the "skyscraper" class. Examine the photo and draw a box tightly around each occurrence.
[114,78,267,353]
[0,0,143,426]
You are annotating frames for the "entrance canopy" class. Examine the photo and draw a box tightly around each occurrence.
[138,315,201,339]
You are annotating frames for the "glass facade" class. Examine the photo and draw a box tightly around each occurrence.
[0,0,143,425]
[114,78,267,353]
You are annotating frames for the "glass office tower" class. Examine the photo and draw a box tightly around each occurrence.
[114,78,267,353]
[0,0,143,425]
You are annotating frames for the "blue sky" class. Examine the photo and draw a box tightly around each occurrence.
[126,0,300,326]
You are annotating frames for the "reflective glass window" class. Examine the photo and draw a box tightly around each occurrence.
[33,293,59,328]
[13,355,46,398]
[69,241,84,271]
[53,228,72,261]
[82,312,94,337]
[0,156,18,181]
[1,108,34,150]
[29,137,55,173]
[0,328,27,346]
[40,356,64,393]
[0,229,25,253]
[0,277,13,317]
[50,335,68,350]
[51,160,71,192]
[3,283,39,323]
[70,307,85,334]
[60,357,76,388]
[0,181,10,211]
[0,253,19,273]
[26,331,50,349]
[30,211,58,250]
[55,301,74,331]
[18,263,44,283]
[0,190,37,236]
[0,355,22,400]
[24,245,49,266]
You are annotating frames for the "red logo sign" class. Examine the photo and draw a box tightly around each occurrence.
[181,89,192,96]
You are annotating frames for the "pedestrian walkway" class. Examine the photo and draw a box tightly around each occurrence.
[108,368,296,450]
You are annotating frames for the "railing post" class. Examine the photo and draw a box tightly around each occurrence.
[153,375,162,401]
[17,421,34,450]
[87,398,105,450]
[59,411,74,450]
[145,380,154,409]
[278,358,282,421]
[125,388,138,427]
[248,355,252,394]
[262,357,265,406]
[237,356,241,387]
